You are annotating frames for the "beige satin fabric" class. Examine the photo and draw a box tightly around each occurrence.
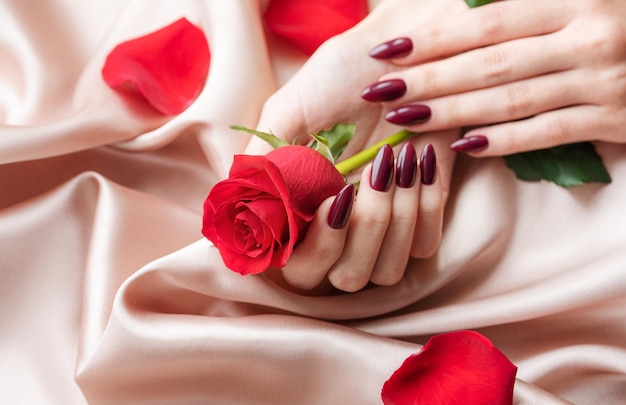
[1,1,625,404]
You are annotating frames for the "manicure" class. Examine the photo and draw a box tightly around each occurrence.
[370,144,394,192]
[420,143,436,185]
[450,136,489,153]
[361,79,407,102]
[369,37,413,59]
[327,183,355,229]
[385,105,431,126]
[396,143,417,188]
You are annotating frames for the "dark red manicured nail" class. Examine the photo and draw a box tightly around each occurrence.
[327,184,355,229]
[396,143,418,188]
[370,144,394,192]
[420,143,436,185]
[369,37,413,59]
[361,79,407,102]
[450,136,489,153]
[385,105,431,126]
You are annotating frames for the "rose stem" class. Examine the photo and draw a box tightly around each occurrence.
[334,129,416,176]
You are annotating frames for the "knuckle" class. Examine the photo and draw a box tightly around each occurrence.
[481,47,512,81]
[330,272,368,293]
[577,22,626,62]
[601,66,626,101]
[440,98,466,126]
[358,209,391,232]
[411,239,440,259]
[424,25,445,55]
[371,268,404,286]
[505,83,533,117]
[283,274,318,291]
[544,115,570,145]
[419,194,443,215]
[310,240,341,263]
[478,5,505,38]
[390,208,416,228]
[421,66,441,96]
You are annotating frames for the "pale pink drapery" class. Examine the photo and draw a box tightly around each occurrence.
[1,1,625,404]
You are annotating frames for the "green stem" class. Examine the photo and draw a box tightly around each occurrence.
[334,129,416,176]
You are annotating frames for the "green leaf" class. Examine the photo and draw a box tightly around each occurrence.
[465,0,496,7]
[310,133,334,163]
[311,123,355,162]
[230,125,290,149]
[503,142,612,188]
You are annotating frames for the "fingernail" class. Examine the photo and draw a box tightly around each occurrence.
[396,143,417,188]
[361,79,407,102]
[385,105,431,125]
[370,144,394,192]
[327,183,355,229]
[420,143,436,185]
[369,37,413,59]
[450,135,489,153]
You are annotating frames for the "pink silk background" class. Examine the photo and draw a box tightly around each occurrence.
[1,0,625,404]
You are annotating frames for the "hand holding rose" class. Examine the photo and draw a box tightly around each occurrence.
[280,140,449,293]
[246,0,468,292]
[202,145,344,275]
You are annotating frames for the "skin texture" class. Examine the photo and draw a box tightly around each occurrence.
[255,0,626,292]
[246,0,468,292]
[374,0,626,156]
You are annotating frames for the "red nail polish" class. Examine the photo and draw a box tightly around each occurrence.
[370,144,394,192]
[385,105,431,126]
[396,143,417,188]
[361,79,407,102]
[369,37,413,59]
[450,136,489,153]
[420,143,436,185]
[327,184,355,229]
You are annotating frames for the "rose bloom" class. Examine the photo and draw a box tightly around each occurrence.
[202,145,345,275]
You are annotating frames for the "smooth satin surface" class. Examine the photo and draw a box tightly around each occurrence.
[1,1,625,404]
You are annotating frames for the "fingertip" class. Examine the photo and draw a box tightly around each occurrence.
[419,143,436,185]
[369,37,413,59]
[449,135,491,157]
[327,183,355,229]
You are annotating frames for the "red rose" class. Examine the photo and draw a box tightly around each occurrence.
[382,330,517,405]
[202,145,345,275]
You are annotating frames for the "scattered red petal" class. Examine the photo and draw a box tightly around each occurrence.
[264,0,368,55]
[382,330,517,405]
[102,18,210,115]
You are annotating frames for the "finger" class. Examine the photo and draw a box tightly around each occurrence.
[370,143,420,285]
[411,144,445,258]
[377,0,573,65]
[451,105,613,157]
[328,146,395,292]
[244,88,307,157]
[376,32,576,104]
[281,184,355,290]
[386,69,588,132]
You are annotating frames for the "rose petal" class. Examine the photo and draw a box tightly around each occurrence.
[382,330,517,405]
[102,17,210,115]
[264,0,368,55]
[265,146,345,219]
[202,147,346,275]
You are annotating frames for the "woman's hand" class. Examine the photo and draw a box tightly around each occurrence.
[246,0,467,292]
[278,137,455,293]
[363,0,626,156]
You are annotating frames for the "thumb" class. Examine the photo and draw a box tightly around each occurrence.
[244,85,309,156]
